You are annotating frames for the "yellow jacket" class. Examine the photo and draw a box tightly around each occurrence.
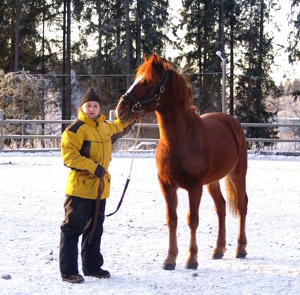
[61,110,131,199]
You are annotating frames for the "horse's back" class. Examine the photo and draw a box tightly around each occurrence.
[200,112,246,150]
[201,112,242,129]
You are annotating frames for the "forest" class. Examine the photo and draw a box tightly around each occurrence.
[0,0,299,145]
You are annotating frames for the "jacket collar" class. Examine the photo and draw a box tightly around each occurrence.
[78,110,107,126]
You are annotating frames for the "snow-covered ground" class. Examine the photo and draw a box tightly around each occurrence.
[0,151,299,295]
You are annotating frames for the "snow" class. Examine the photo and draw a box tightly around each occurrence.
[0,151,299,295]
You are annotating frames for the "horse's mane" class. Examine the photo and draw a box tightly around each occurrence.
[135,54,194,111]
[135,54,169,83]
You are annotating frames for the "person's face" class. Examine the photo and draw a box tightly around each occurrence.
[81,101,101,119]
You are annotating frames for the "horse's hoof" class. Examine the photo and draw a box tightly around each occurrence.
[212,252,224,259]
[236,251,247,259]
[185,261,198,270]
[163,263,175,270]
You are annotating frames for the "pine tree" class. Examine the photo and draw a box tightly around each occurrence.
[234,0,279,147]
[181,0,221,113]
[288,0,300,63]
[0,0,12,71]
[134,0,170,59]
[225,0,241,115]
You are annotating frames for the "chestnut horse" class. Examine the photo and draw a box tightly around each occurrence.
[115,54,248,270]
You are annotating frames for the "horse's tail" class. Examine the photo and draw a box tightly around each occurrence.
[225,176,238,217]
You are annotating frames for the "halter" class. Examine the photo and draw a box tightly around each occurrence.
[120,70,169,116]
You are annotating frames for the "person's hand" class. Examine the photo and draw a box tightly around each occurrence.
[94,165,106,178]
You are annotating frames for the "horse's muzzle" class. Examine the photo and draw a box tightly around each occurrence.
[115,100,130,122]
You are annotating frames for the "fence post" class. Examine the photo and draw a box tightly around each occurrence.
[109,110,116,121]
[0,109,4,150]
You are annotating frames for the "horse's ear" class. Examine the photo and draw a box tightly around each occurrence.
[143,54,149,61]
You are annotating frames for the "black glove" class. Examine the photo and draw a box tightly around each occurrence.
[94,165,106,178]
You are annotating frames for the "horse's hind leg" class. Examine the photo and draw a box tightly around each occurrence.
[237,193,248,258]
[236,188,248,258]
[227,173,248,258]
[186,184,203,269]
[207,181,226,259]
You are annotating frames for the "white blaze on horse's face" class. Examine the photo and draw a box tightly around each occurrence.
[115,74,144,119]
[127,74,144,94]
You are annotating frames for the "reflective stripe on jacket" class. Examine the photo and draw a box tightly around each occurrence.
[61,110,131,199]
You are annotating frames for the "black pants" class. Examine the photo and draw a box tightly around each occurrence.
[59,195,106,277]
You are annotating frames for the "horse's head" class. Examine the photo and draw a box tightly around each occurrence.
[115,54,171,122]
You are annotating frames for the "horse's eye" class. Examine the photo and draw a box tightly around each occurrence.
[142,81,149,86]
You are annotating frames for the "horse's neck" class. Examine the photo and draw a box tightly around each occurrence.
[155,110,192,142]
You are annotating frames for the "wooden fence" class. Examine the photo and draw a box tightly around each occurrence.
[0,109,299,152]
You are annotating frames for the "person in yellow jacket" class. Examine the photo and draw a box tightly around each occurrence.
[60,88,133,284]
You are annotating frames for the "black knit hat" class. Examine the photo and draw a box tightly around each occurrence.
[80,88,101,106]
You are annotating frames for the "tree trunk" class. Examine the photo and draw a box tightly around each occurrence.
[66,0,71,120]
[217,0,225,112]
[136,0,141,66]
[42,0,45,75]
[62,0,71,127]
[97,0,103,98]
[255,0,264,121]
[62,0,66,125]
[229,13,234,116]
[125,0,131,88]
[14,0,20,72]
[116,0,122,98]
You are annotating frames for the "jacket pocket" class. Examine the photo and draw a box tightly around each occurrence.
[78,172,99,197]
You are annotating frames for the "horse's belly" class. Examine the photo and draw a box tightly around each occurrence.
[203,170,230,185]
[156,158,209,190]
[203,151,239,184]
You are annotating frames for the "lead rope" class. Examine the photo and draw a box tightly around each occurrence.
[106,119,142,217]
[128,119,142,177]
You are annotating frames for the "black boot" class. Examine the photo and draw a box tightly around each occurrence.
[62,274,84,283]
[85,268,111,279]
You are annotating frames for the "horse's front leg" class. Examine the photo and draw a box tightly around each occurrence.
[160,181,178,270]
[186,185,203,269]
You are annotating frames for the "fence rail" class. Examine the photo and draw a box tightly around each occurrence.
[0,110,300,151]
